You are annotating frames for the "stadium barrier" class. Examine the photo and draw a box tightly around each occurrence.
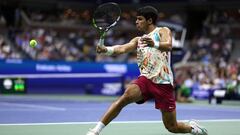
[0,59,140,95]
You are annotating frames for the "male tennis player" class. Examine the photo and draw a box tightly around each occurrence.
[86,6,208,135]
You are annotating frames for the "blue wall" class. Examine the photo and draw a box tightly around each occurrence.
[0,59,140,95]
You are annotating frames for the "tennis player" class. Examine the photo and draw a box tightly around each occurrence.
[86,6,208,135]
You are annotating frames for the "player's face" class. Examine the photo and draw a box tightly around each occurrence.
[136,16,148,31]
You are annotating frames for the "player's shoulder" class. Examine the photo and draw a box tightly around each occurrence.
[159,27,171,32]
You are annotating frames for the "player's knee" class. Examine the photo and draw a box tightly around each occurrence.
[117,84,141,106]
[114,92,132,108]
[121,92,133,104]
[121,89,135,104]
[114,96,131,108]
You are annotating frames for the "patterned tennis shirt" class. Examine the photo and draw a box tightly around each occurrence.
[137,27,174,85]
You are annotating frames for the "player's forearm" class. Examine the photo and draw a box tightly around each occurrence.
[105,45,125,55]
[112,45,126,55]
[104,38,137,55]
[110,43,136,55]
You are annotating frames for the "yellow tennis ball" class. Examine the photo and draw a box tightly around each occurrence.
[29,39,37,48]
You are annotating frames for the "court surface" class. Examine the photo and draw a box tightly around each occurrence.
[0,94,240,135]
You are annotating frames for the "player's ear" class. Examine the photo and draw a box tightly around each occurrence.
[147,18,153,25]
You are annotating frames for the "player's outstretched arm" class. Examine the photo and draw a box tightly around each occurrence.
[96,37,138,55]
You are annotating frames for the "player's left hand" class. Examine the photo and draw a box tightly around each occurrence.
[140,37,154,47]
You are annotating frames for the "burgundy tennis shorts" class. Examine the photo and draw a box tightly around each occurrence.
[132,76,176,112]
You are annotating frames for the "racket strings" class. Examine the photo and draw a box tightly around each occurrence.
[93,3,121,30]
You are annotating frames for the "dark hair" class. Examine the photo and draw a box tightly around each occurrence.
[137,6,158,24]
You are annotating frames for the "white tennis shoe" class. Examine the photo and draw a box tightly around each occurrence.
[86,129,99,135]
[189,120,208,135]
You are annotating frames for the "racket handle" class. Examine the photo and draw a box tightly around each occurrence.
[98,38,105,46]
[98,31,107,46]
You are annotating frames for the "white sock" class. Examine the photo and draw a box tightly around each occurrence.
[92,122,105,133]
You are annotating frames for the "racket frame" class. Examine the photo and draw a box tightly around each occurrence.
[92,2,121,46]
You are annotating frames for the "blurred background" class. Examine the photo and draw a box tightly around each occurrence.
[0,0,240,104]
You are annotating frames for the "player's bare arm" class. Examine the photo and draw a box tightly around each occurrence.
[158,27,172,51]
[96,37,139,55]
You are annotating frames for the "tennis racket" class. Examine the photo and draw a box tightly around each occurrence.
[92,2,121,46]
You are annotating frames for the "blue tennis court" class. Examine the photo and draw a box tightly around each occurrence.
[0,95,240,135]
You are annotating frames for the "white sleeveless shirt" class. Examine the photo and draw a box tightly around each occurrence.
[137,27,174,85]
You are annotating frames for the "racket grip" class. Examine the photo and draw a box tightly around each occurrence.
[98,38,105,46]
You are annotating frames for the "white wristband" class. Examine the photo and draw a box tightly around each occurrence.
[105,47,114,56]
[154,41,160,49]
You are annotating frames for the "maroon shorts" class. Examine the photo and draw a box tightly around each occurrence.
[132,76,176,112]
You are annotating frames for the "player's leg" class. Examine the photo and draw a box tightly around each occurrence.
[161,109,208,135]
[100,83,143,125]
[153,84,207,135]
[86,84,143,135]
[161,109,192,133]
[154,84,190,133]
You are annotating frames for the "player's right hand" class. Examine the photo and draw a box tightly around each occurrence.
[140,35,154,47]
[96,45,107,54]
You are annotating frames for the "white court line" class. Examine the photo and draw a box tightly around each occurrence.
[1,119,240,126]
[0,102,66,111]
